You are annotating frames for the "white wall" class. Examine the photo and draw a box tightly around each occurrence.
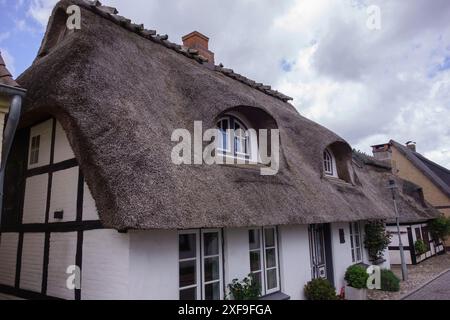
[28,119,52,170]
[0,233,19,286]
[83,183,99,221]
[278,225,311,300]
[22,174,48,224]
[47,232,77,300]
[20,233,45,292]
[53,121,75,163]
[48,167,79,223]
[81,229,130,300]
[128,230,179,300]
[223,228,250,287]
[330,222,353,292]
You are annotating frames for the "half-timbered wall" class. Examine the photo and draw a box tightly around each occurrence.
[0,118,129,300]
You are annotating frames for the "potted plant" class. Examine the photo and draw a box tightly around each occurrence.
[364,220,391,264]
[227,274,260,300]
[304,278,337,300]
[414,239,427,260]
[344,264,369,300]
[380,269,400,292]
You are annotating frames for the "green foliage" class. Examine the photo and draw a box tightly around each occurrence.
[304,278,338,300]
[344,264,369,289]
[364,220,391,262]
[227,274,260,300]
[429,216,450,242]
[414,239,427,255]
[380,269,400,292]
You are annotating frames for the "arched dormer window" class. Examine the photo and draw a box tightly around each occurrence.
[217,115,250,159]
[323,148,338,178]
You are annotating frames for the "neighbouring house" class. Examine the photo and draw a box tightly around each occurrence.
[372,140,450,252]
[0,0,438,300]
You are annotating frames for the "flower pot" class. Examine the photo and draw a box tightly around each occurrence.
[345,286,367,300]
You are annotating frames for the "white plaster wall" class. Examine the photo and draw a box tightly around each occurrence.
[330,222,354,292]
[48,167,79,223]
[0,233,19,286]
[278,225,311,300]
[387,225,409,247]
[223,228,250,288]
[81,229,130,300]
[20,233,45,292]
[389,248,412,265]
[53,121,75,164]
[128,230,179,300]
[47,232,77,300]
[28,119,52,169]
[83,183,99,221]
[22,174,48,224]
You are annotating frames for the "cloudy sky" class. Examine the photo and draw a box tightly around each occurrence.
[1,0,449,168]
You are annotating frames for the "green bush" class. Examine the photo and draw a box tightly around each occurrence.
[414,239,427,255]
[380,269,400,292]
[345,264,369,289]
[364,220,391,262]
[429,216,450,242]
[304,278,338,300]
[227,274,260,300]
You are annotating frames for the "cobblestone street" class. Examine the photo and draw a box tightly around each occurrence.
[404,270,450,300]
[368,253,450,300]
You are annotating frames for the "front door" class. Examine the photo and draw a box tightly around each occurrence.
[309,224,328,279]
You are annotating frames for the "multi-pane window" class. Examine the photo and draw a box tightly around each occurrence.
[323,149,333,176]
[29,135,41,165]
[179,230,223,300]
[349,222,363,263]
[217,116,250,159]
[248,227,280,296]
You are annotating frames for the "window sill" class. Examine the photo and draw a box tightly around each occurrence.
[259,291,290,301]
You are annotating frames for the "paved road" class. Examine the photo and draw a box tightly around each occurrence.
[404,270,450,300]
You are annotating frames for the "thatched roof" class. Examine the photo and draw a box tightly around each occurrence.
[14,0,436,230]
[0,51,20,88]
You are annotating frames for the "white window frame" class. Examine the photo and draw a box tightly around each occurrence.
[217,115,251,160]
[29,135,41,165]
[349,222,363,263]
[178,229,223,300]
[248,226,280,296]
[323,148,335,177]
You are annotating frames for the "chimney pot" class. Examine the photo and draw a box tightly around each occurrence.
[406,141,417,152]
[182,31,215,65]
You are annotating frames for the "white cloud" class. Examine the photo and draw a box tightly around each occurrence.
[27,0,58,28]
[14,0,450,168]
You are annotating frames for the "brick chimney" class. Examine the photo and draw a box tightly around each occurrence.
[371,143,392,161]
[182,31,215,65]
[406,141,416,152]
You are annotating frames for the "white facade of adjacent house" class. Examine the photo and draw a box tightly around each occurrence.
[386,223,445,265]
[0,118,391,300]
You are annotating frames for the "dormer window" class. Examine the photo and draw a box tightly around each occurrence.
[217,115,250,159]
[323,148,337,178]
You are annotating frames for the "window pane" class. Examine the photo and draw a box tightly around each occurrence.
[180,287,197,300]
[356,248,361,262]
[203,232,219,256]
[179,260,196,287]
[250,251,261,272]
[266,248,276,268]
[264,228,275,247]
[249,230,260,250]
[266,269,278,290]
[355,235,360,248]
[204,257,220,282]
[251,272,262,293]
[179,234,196,260]
[205,282,220,300]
